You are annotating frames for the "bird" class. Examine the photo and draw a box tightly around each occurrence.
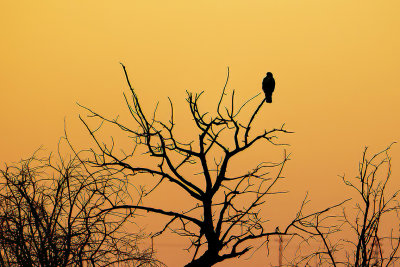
[262,72,275,103]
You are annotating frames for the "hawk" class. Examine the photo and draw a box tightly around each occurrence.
[262,72,275,103]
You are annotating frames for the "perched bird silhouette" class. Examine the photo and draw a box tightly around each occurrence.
[262,72,275,103]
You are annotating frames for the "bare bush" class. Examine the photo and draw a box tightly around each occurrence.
[0,147,161,266]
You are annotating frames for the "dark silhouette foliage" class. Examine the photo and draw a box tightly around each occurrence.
[0,148,160,266]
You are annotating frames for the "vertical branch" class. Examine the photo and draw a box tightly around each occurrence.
[244,100,265,145]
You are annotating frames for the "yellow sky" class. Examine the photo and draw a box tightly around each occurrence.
[1,1,400,265]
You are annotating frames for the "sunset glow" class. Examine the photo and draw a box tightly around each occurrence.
[1,1,399,266]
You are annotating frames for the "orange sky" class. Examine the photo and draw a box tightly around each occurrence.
[1,1,400,265]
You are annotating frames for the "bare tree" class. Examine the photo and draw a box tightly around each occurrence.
[0,146,161,266]
[76,65,335,266]
[290,144,400,266]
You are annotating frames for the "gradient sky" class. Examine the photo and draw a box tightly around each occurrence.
[1,1,400,265]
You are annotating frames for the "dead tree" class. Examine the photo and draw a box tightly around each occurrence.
[290,144,400,266]
[79,65,324,266]
[0,146,160,266]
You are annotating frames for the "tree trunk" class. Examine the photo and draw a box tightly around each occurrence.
[184,250,221,267]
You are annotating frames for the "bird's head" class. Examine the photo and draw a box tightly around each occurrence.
[266,72,273,77]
